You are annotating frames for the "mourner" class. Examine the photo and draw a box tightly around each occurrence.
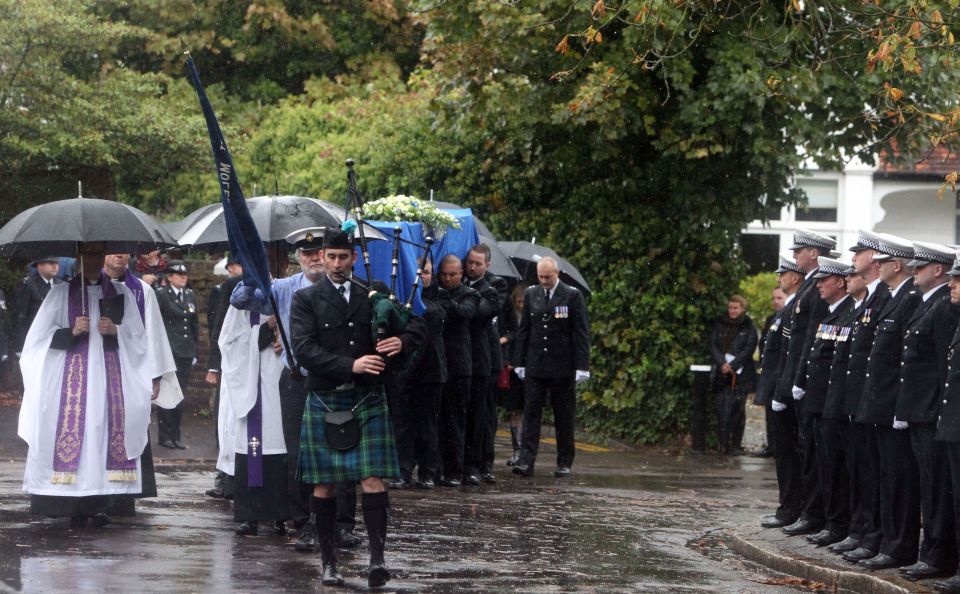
[289,226,425,587]
[707,294,757,456]
[500,283,528,466]
[512,256,591,478]
[14,255,61,353]
[155,261,199,450]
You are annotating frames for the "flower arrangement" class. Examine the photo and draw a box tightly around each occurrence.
[362,194,461,232]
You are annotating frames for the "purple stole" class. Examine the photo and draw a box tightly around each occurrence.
[51,274,137,484]
[246,311,263,487]
[121,273,146,323]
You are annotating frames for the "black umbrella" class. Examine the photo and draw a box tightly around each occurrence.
[428,200,521,280]
[499,241,590,295]
[176,195,386,250]
[0,197,177,259]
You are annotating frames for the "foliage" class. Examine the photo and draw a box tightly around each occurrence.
[739,272,780,332]
[363,195,461,231]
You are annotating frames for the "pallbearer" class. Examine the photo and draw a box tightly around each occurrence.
[219,304,288,536]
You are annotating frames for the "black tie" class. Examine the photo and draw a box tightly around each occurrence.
[177,290,184,304]
[338,285,347,302]
[544,288,550,302]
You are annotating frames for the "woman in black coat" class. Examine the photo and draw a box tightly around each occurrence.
[497,283,527,466]
[708,294,758,455]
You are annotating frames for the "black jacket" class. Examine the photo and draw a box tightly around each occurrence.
[466,275,498,377]
[776,274,828,405]
[708,314,758,393]
[156,284,200,360]
[895,284,959,424]
[855,278,922,425]
[14,273,61,351]
[499,301,522,365]
[515,281,590,378]
[409,283,448,384]
[842,282,890,417]
[755,309,786,406]
[797,296,856,415]
[935,325,960,443]
[485,272,507,373]
[207,276,242,372]
[441,284,480,378]
[290,277,426,392]
[822,298,863,420]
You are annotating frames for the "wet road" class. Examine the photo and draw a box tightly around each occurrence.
[0,445,819,593]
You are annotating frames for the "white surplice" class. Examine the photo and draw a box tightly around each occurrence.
[218,306,285,456]
[18,281,153,496]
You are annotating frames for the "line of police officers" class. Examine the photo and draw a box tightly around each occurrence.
[757,228,960,592]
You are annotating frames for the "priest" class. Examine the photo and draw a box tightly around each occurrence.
[18,242,156,527]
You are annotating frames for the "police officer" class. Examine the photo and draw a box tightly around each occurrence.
[895,242,959,580]
[156,260,199,449]
[13,255,61,353]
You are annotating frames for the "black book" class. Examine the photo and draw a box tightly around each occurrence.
[99,294,125,325]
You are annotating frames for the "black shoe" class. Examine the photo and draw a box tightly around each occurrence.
[273,520,287,536]
[368,564,391,588]
[321,563,344,586]
[416,479,435,490]
[760,515,791,529]
[934,576,960,593]
[859,553,910,570]
[387,478,411,490]
[173,440,187,450]
[205,487,225,499]
[901,561,950,581]
[782,519,823,536]
[507,452,520,466]
[752,446,774,458]
[554,466,571,478]
[512,464,533,477]
[236,521,258,536]
[462,474,480,486]
[159,439,176,449]
[295,521,316,552]
[828,536,860,553]
[842,547,877,562]
[437,477,461,487]
[481,472,497,484]
[91,513,111,528]
[807,530,844,546]
[336,528,361,549]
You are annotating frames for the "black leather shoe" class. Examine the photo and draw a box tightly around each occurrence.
[294,523,316,552]
[554,466,572,478]
[807,530,844,546]
[91,513,111,528]
[842,547,877,562]
[236,521,258,536]
[462,474,480,486]
[205,487,225,499]
[159,439,176,449]
[782,519,823,536]
[901,561,950,581]
[760,515,790,529]
[481,472,497,484]
[512,464,533,477]
[387,478,411,490]
[336,528,361,549]
[368,563,391,588]
[321,563,344,586]
[859,553,910,570]
[507,452,520,466]
[828,536,860,553]
[416,479,435,490]
[273,520,287,536]
[173,440,187,450]
[934,575,960,593]
[437,477,461,487]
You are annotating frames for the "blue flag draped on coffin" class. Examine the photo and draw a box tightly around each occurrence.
[185,54,271,295]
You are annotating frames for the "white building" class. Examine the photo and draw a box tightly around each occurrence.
[742,151,959,272]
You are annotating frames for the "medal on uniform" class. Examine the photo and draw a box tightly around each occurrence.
[863,308,871,324]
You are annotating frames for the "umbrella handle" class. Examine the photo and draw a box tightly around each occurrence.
[80,252,86,316]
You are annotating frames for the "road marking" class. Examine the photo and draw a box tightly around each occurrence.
[495,430,611,452]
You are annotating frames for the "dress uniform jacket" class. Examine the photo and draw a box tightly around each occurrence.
[855,278,922,426]
[156,285,200,360]
[755,309,786,406]
[822,301,862,420]
[797,297,856,415]
[895,285,959,424]
[935,326,960,443]
[466,276,499,377]
[842,283,891,417]
[289,277,426,392]
[515,281,590,378]
[14,273,61,351]
[441,284,480,378]
[777,275,828,404]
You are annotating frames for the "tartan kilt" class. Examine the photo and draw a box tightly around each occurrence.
[298,385,399,484]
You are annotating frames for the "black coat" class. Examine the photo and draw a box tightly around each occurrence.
[290,277,426,392]
[514,281,590,378]
[797,296,856,415]
[755,309,786,406]
[207,276,242,372]
[842,282,890,417]
[776,275,828,405]
[708,314,758,393]
[484,272,507,373]
[822,299,862,420]
[895,284,959,424]
[855,278,922,425]
[441,284,480,378]
[499,301,522,365]
[409,283,448,384]
[935,326,960,443]
[466,275,498,377]
[156,284,200,360]
[14,273,61,351]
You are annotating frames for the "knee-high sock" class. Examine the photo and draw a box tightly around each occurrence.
[362,491,389,566]
[312,496,337,565]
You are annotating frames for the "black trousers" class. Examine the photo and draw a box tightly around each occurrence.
[847,421,881,550]
[158,357,192,443]
[391,376,415,482]
[439,376,470,479]
[798,409,825,524]
[279,367,312,525]
[483,375,498,471]
[518,376,576,471]
[465,373,496,475]
[714,387,746,453]
[815,416,849,534]
[911,423,957,568]
[764,399,776,451]
[877,425,921,562]
[412,382,443,482]
[945,442,960,572]
[771,405,802,522]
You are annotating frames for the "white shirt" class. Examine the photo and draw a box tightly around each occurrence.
[866,277,882,297]
[828,294,850,313]
[890,277,912,299]
[784,292,797,307]
[923,282,949,302]
[330,279,351,304]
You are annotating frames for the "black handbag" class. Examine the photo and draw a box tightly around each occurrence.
[317,391,373,451]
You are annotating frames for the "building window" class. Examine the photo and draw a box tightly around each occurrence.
[795,179,838,222]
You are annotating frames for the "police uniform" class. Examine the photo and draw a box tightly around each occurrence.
[155,261,199,447]
[13,258,62,352]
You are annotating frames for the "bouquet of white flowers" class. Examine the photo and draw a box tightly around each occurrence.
[362,194,461,232]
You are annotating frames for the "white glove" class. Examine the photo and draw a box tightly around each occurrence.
[771,400,787,412]
[575,370,590,384]
[791,385,805,401]
[893,417,909,430]
[514,367,525,380]
[191,357,197,366]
